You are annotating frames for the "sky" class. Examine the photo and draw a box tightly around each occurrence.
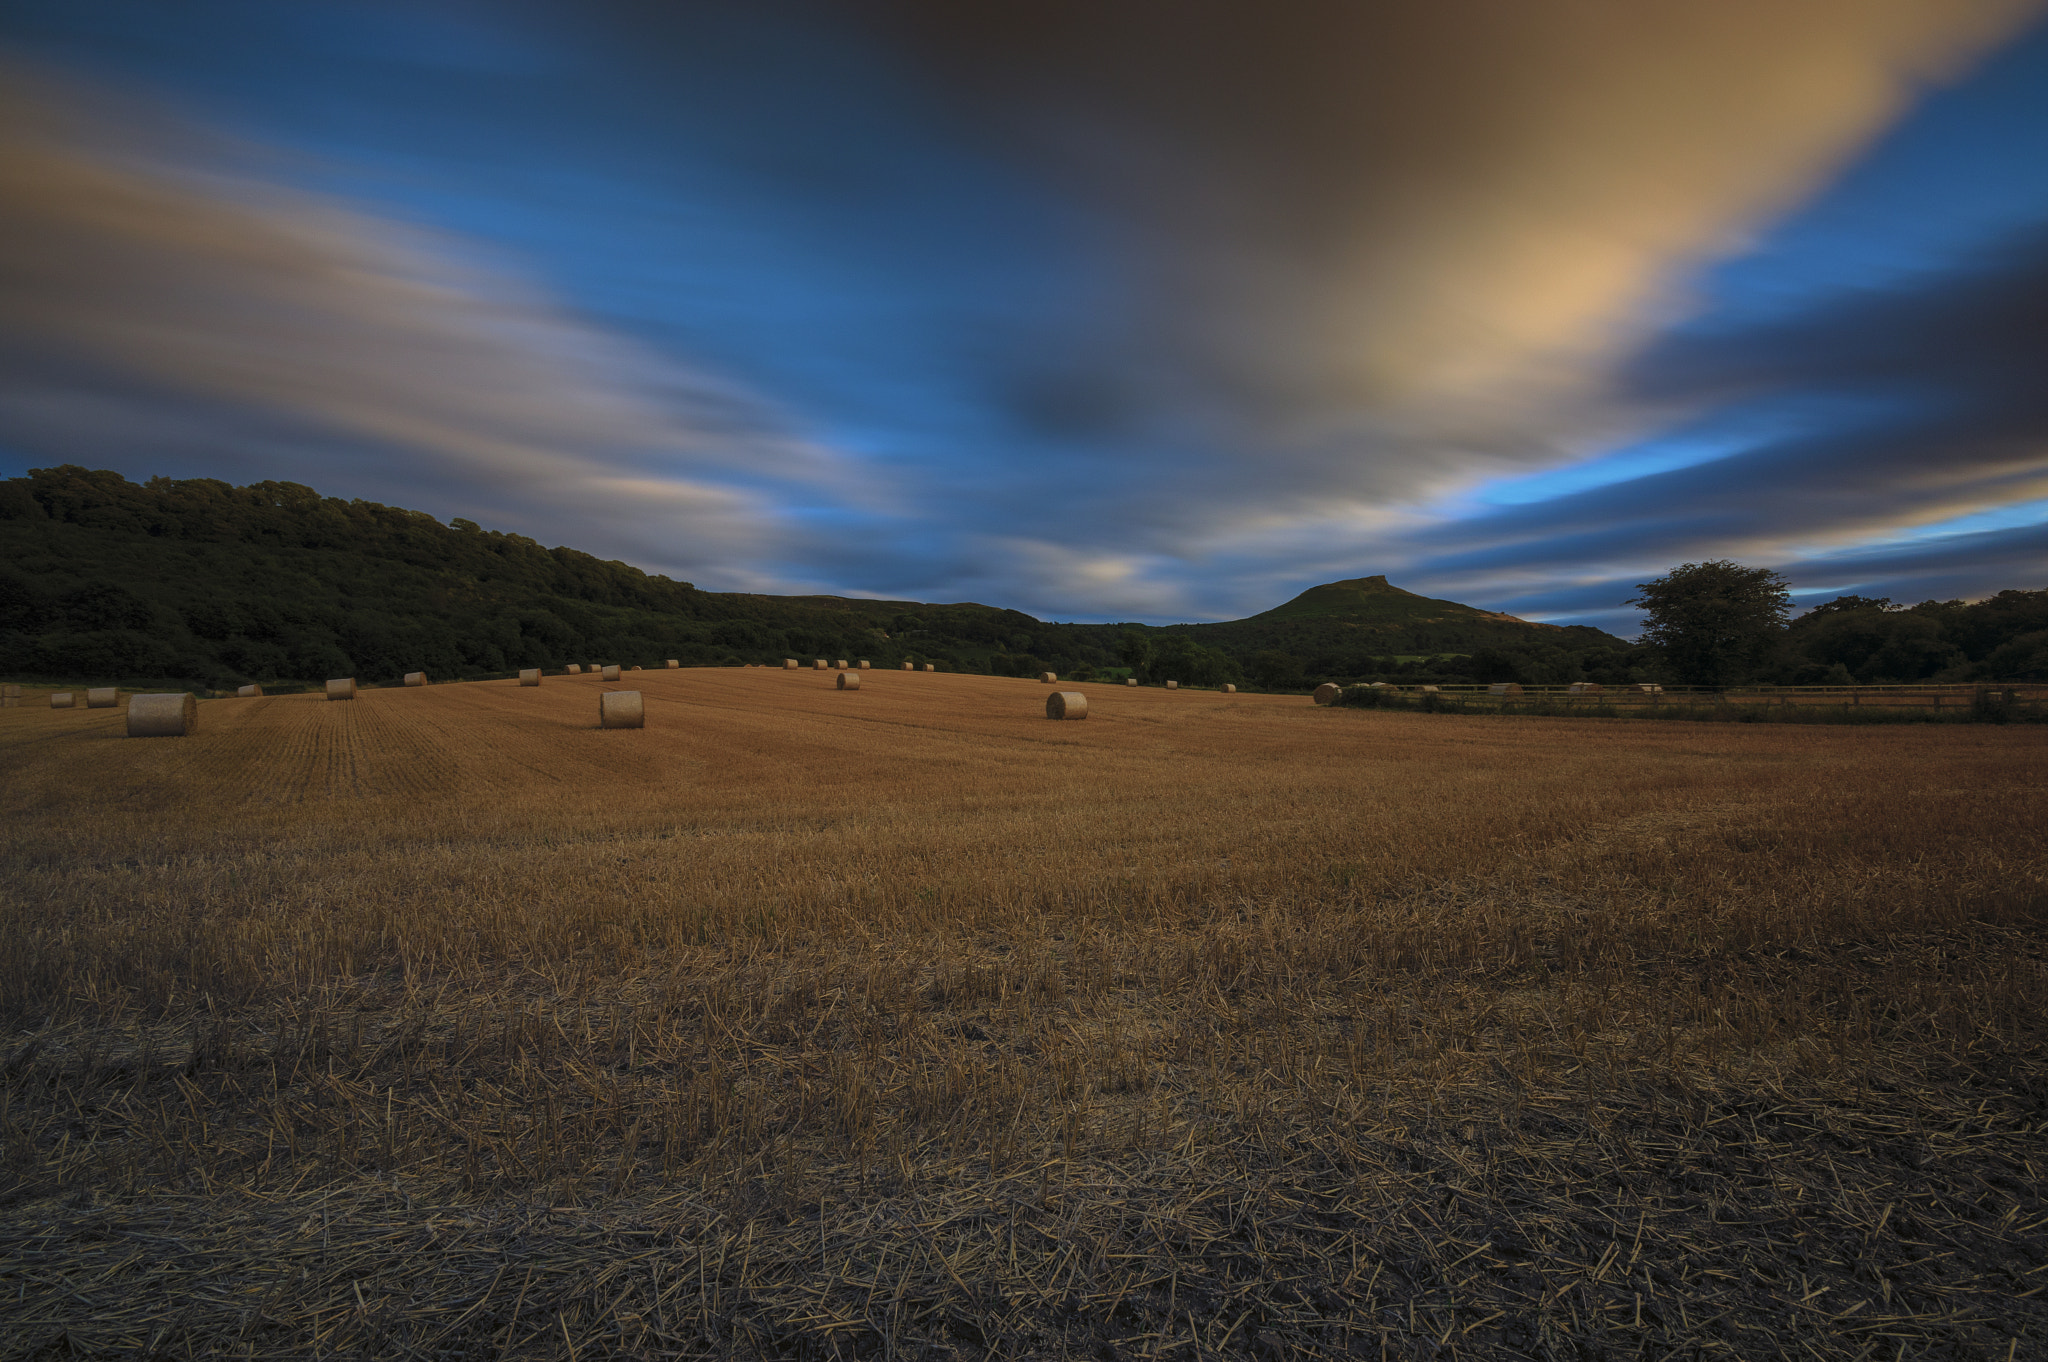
[2,1,2046,634]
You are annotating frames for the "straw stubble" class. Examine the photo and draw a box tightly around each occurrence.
[3,670,2043,1360]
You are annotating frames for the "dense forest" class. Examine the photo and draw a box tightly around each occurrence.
[2,467,2041,690]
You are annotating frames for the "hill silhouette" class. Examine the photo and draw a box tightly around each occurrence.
[0,467,1642,690]
[34,464,2040,690]
[1179,573,1621,661]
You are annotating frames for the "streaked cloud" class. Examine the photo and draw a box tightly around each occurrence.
[0,1,2044,625]
[0,64,841,585]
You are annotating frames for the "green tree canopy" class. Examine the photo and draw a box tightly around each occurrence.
[1628,560,1791,687]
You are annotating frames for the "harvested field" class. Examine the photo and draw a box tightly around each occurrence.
[1,667,2045,1359]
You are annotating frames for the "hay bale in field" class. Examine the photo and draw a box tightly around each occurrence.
[326,677,356,700]
[922,663,934,672]
[599,690,644,729]
[49,691,74,708]
[1313,682,1341,705]
[126,692,195,737]
[785,659,799,669]
[835,659,848,670]
[602,664,621,681]
[1038,671,1057,683]
[1165,680,1178,690]
[838,671,861,690]
[566,663,583,674]
[518,669,541,686]
[1488,682,1523,697]
[630,665,642,672]
[1636,683,1664,694]
[404,672,427,687]
[86,687,118,708]
[814,659,828,670]
[1567,681,1604,695]
[902,661,914,671]
[1221,684,1236,693]
[858,660,871,670]
[666,659,678,669]
[1417,685,1440,693]
[1126,678,1137,686]
[236,684,262,697]
[1046,690,1087,720]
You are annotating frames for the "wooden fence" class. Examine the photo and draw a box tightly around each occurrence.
[1378,683,2047,711]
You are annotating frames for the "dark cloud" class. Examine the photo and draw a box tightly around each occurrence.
[1,1,2044,623]
[1625,224,2048,406]
[1374,222,2048,627]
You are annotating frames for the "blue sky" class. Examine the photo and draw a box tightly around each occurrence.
[2,0,2045,634]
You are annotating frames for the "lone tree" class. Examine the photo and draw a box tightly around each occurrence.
[1628,560,1791,687]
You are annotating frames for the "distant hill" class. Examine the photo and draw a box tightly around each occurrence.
[1,468,1647,691]
[0,466,1094,688]
[26,464,2033,692]
[1179,574,1624,660]
[1247,574,1530,625]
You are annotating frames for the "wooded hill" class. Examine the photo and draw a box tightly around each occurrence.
[4,466,2039,690]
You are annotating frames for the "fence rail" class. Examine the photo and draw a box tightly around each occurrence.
[1356,682,2048,710]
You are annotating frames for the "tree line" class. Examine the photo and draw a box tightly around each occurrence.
[1630,560,2047,687]
[2,468,2040,690]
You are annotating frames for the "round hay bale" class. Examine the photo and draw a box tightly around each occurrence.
[666,659,679,669]
[518,669,541,686]
[1046,690,1087,720]
[1312,682,1342,705]
[602,664,622,681]
[630,665,642,672]
[49,691,74,708]
[326,678,356,701]
[922,663,934,672]
[838,671,861,690]
[86,687,118,708]
[127,692,195,737]
[1221,683,1236,694]
[1164,680,1178,690]
[236,684,262,698]
[1038,671,1057,683]
[567,663,583,674]
[814,659,828,670]
[1417,685,1440,693]
[404,672,427,687]
[1125,678,1137,686]
[835,659,848,670]
[902,661,914,670]
[784,659,799,669]
[599,690,645,729]
[858,660,871,670]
